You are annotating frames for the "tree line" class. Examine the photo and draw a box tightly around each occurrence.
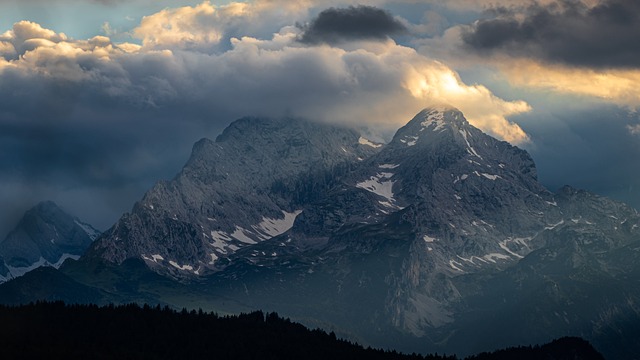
[0,301,603,359]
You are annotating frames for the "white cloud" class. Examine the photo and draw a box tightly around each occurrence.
[628,124,640,136]
[132,0,312,52]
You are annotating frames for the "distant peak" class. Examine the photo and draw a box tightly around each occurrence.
[34,200,60,210]
[29,201,65,216]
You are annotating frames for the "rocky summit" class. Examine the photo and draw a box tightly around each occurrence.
[2,107,639,359]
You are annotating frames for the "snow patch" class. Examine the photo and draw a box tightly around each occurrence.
[545,220,565,230]
[142,254,165,264]
[356,172,397,206]
[169,261,193,271]
[459,129,482,159]
[482,253,511,263]
[423,235,436,243]
[252,210,302,240]
[405,136,419,146]
[231,227,256,244]
[208,253,219,265]
[481,173,500,181]
[546,201,558,207]
[74,220,100,241]
[449,260,464,272]
[210,231,232,251]
[5,257,47,278]
[498,239,524,259]
[378,164,399,169]
[358,136,382,148]
[5,253,81,280]
[421,110,447,132]
[53,253,80,268]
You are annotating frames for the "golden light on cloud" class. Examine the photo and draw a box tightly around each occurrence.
[134,2,225,49]
[404,60,531,144]
[501,59,640,109]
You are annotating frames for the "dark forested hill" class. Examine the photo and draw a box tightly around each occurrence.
[0,302,604,360]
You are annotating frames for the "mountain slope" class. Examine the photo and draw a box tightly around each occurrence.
[0,201,100,283]
[86,117,379,278]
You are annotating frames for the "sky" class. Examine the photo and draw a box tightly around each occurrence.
[0,0,639,237]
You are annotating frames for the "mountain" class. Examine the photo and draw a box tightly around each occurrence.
[0,201,100,283]
[86,117,379,277]
[1,108,639,359]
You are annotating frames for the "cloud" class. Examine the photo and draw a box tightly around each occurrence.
[0,2,533,236]
[629,124,640,135]
[133,0,311,52]
[298,5,407,44]
[0,16,529,140]
[461,0,640,69]
[401,57,530,143]
[496,58,640,108]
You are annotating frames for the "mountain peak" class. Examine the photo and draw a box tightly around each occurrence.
[0,201,100,282]
[390,106,469,148]
[29,201,65,218]
[415,106,467,128]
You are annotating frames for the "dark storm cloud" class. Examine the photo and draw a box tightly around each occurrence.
[462,0,640,68]
[0,80,212,237]
[299,5,407,44]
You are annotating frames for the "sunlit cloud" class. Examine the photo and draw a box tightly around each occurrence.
[498,59,640,109]
[132,0,312,51]
[403,59,530,143]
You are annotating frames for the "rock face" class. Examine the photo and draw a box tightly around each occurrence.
[14,108,640,359]
[0,201,100,282]
[87,117,379,277]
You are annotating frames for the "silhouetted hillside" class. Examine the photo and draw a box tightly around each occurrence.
[466,337,605,360]
[0,302,604,360]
